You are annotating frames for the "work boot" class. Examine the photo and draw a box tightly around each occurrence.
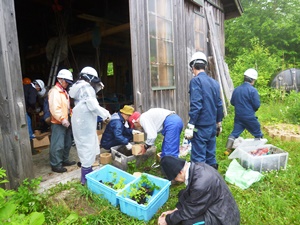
[210,164,219,170]
[52,166,67,173]
[81,167,93,185]
[224,149,233,156]
[224,136,235,156]
[62,160,76,166]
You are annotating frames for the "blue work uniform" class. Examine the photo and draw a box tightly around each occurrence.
[230,82,263,138]
[188,72,223,165]
[23,84,38,139]
[100,112,133,150]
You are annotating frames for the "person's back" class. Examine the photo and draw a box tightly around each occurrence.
[231,82,260,118]
[23,83,38,111]
[159,156,240,225]
[187,162,240,224]
[225,68,263,155]
[189,72,222,126]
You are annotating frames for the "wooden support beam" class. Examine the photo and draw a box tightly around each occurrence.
[26,23,130,59]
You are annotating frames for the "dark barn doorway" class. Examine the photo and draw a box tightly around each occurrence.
[15,0,133,119]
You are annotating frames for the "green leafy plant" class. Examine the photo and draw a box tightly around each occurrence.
[13,177,43,214]
[103,172,126,190]
[123,174,160,205]
[127,160,137,174]
[0,168,45,225]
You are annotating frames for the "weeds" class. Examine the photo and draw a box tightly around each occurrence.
[2,99,300,224]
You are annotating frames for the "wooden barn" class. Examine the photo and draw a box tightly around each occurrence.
[0,0,242,189]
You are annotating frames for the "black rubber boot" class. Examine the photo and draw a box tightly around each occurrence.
[210,164,219,170]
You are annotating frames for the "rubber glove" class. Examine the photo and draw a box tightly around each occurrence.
[132,130,141,134]
[126,143,132,150]
[61,119,70,128]
[184,123,195,140]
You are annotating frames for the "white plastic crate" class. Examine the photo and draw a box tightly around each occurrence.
[230,144,288,172]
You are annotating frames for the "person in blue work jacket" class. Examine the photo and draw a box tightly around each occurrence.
[100,105,140,152]
[224,68,263,155]
[184,52,223,170]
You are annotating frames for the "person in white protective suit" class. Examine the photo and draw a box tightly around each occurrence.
[69,66,111,185]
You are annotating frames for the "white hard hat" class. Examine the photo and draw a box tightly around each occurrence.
[189,52,207,68]
[57,69,73,83]
[244,68,258,80]
[80,66,98,77]
[34,79,45,90]
[37,87,46,97]
[80,66,100,83]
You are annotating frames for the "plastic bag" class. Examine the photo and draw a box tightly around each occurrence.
[225,159,264,190]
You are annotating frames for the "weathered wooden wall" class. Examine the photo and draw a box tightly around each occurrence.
[0,0,34,189]
[129,0,227,124]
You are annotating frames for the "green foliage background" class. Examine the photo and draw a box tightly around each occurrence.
[225,0,300,69]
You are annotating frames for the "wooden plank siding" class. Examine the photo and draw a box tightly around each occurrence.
[0,0,241,189]
[0,0,34,189]
[129,0,230,124]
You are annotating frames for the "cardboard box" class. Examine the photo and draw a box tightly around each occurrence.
[132,144,143,155]
[32,135,50,149]
[133,133,144,142]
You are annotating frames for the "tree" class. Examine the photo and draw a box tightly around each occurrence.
[225,0,300,69]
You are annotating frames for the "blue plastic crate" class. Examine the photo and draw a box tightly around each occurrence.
[86,164,136,206]
[116,173,171,221]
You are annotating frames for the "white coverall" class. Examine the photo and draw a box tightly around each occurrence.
[69,80,110,167]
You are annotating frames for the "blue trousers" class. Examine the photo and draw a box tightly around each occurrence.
[191,124,216,165]
[230,116,263,138]
[26,113,34,139]
[49,123,72,167]
[161,114,183,158]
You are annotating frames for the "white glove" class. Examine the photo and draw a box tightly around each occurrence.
[126,143,132,150]
[184,123,195,140]
[61,119,70,128]
[132,130,141,135]
[187,123,195,130]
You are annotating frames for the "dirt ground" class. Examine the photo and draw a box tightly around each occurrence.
[32,145,80,181]
[32,145,99,192]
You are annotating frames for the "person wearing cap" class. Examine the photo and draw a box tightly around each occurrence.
[185,52,223,170]
[48,69,76,173]
[69,66,111,185]
[100,105,140,152]
[128,108,183,158]
[158,156,240,225]
[23,78,46,154]
[225,68,263,155]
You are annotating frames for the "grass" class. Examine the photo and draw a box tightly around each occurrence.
[216,102,300,225]
[5,102,300,224]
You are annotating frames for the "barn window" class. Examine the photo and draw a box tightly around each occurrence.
[194,8,205,51]
[147,0,175,90]
[107,61,114,76]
